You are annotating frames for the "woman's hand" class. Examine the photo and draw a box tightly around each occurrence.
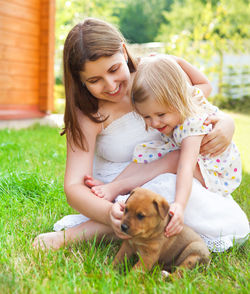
[165,202,184,237]
[109,202,131,239]
[200,113,235,157]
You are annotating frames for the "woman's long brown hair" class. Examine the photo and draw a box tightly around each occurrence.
[61,18,137,151]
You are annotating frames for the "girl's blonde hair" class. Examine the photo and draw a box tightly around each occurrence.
[132,55,201,122]
[62,18,137,150]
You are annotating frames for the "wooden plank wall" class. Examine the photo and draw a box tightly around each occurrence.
[40,0,55,112]
[0,0,55,118]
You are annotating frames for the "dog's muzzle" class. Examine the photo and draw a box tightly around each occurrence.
[121,223,129,233]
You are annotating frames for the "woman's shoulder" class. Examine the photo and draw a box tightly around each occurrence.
[76,108,102,134]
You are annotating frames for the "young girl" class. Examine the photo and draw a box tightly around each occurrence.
[33,18,248,251]
[90,55,242,237]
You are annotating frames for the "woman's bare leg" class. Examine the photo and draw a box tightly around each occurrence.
[32,220,115,250]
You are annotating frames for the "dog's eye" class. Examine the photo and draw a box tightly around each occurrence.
[137,213,145,220]
[124,207,128,214]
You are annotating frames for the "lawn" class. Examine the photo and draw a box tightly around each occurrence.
[0,113,249,294]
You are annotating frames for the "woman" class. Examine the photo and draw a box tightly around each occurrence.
[33,18,249,251]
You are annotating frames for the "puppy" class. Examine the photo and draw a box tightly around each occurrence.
[113,187,210,275]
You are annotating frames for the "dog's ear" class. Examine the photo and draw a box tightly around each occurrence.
[125,189,135,204]
[153,199,169,219]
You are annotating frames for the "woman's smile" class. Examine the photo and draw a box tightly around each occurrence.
[80,52,130,103]
[105,83,121,96]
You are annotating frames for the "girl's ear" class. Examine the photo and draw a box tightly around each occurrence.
[122,43,128,62]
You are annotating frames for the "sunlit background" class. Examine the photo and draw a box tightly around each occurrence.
[54,0,250,114]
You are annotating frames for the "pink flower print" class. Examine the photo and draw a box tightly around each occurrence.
[138,154,143,157]
[234,168,237,172]
[158,153,162,157]
[216,159,220,163]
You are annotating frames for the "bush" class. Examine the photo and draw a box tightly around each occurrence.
[210,95,250,114]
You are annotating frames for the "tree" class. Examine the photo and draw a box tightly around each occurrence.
[157,0,250,95]
[118,0,171,43]
[55,0,121,84]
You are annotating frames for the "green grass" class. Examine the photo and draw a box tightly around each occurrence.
[0,116,249,293]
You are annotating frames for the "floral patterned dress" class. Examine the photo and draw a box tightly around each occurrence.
[133,89,242,196]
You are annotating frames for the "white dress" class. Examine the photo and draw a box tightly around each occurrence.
[54,112,249,252]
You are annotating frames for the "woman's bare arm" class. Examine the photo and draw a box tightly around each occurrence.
[64,113,113,226]
[201,112,235,157]
[170,55,212,97]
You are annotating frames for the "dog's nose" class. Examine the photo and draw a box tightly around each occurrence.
[121,223,129,233]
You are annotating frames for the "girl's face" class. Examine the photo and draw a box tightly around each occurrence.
[80,50,130,103]
[135,98,182,136]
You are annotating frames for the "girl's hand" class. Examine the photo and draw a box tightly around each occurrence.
[165,203,184,237]
[200,113,234,157]
[109,202,131,239]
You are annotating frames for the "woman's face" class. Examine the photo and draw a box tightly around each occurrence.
[80,51,130,103]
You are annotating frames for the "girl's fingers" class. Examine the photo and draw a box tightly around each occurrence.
[166,223,183,237]
[203,115,219,126]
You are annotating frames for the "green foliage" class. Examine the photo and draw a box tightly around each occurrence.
[54,84,65,99]
[55,0,250,112]
[118,0,170,43]
[55,0,122,84]
[54,84,65,113]
[156,0,250,105]
[211,94,250,115]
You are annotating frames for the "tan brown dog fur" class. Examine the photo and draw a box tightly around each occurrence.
[113,188,210,274]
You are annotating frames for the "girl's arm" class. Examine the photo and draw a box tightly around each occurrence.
[90,150,181,200]
[166,135,204,237]
[170,55,212,97]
